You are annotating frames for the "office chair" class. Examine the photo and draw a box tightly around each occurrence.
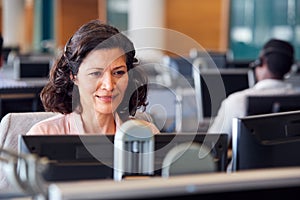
[0,112,58,192]
[0,112,58,151]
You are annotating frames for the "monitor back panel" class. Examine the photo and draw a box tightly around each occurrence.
[232,111,300,171]
[200,68,254,117]
[246,94,300,116]
[19,133,228,181]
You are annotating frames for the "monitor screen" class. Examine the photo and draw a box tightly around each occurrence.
[18,133,228,181]
[193,51,228,69]
[246,94,300,115]
[162,54,228,87]
[208,52,227,69]
[13,56,53,80]
[232,110,300,171]
[146,83,201,133]
[19,62,51,78]
[162,55,195,86]
[200,68,255,118]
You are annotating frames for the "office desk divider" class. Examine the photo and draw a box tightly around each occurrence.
[47,167,300,200]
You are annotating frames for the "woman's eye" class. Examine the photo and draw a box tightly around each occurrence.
[89,71,102,77]
[113,70,126,77]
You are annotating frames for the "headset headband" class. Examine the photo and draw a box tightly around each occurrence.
[261,47,293,59]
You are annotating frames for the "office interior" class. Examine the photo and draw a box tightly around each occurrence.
[0,0,300,199]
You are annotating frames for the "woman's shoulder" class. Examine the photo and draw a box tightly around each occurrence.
[26,112,78,135]
[33,113,68,125]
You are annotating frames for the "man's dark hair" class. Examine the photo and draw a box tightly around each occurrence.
[262,39,294,78]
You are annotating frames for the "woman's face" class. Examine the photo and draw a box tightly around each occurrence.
[74,48,128,115]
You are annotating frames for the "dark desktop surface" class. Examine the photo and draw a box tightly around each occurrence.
[19,133,228,182]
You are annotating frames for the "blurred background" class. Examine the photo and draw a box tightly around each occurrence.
[1,0,300,61]
[1,0,300,132]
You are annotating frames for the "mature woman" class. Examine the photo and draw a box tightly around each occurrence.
[27,20,159,135]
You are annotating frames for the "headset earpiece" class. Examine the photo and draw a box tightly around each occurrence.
[249,46,293,69]
[249,57,263,68]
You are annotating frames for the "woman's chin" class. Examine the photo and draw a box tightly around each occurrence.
[94,106,115,115]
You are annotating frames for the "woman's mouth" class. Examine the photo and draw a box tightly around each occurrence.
[96,95,117,103]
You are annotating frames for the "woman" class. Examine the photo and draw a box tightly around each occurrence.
[27,20,159,135]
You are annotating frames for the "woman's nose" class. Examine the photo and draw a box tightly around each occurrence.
[100,72,114,91]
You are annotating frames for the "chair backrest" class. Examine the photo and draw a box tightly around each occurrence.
[0,112,58,151]
[0,112,58,192]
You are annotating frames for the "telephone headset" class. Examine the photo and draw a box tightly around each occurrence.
[249,47,294,68]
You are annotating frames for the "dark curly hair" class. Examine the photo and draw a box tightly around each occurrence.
[41,19,148,120]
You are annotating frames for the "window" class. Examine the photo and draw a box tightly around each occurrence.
[229,0,300,61]
[107,0,128,31]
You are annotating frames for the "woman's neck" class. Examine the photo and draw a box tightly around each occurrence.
[80,111,116,134]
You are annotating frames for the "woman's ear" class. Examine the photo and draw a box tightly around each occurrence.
[70,74,78,85]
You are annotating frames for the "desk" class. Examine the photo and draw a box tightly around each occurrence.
[48,167,300,200]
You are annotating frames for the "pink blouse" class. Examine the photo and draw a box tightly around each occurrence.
[26,112,160,135]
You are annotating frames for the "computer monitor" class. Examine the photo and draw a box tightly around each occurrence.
[162,56,255,119]
[232,110,300,171]
[162,55,195,86]
[226,60,252,68]
[18,133,228,181]
[13,55,54,80]
[200,68,255,118]
[162,53,228,87]
[208,52,227,69]
[2,46,20,64]
[0,96,44,120]
[19,135,115,181]
[246,93,300,115]
[191,50,228,69]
